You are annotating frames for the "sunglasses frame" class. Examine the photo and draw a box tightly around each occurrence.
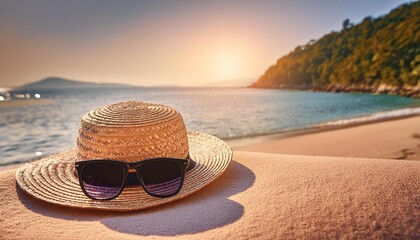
[75,157,189,200]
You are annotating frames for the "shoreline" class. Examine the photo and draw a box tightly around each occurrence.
[0,98,53,107]
[1,107,419,172]
[233,115,420,160]
[227,107,420,148]
[249,82,420,99]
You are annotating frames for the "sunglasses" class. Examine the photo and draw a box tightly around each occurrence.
[75,156,194,200]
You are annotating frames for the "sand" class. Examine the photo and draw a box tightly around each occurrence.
[1,114,419,173]
[233,115,420,160]
[0,98,53,107]
[0,151,419,239]
[1,116,420,238]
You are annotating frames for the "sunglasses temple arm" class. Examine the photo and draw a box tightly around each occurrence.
[186,159,196,172]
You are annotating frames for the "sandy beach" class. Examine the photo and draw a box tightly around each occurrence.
[1,115,419,172]
[0,98,53,107]
[1,114,419,239]
[2,1,419,238]
[232,115,420,160]
[1,151,419,239]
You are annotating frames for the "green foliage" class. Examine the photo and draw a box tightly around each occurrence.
[252,1,420,91]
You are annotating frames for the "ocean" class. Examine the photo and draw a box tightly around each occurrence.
[1,87,419,166]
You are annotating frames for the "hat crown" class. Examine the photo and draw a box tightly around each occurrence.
[77,101,189,162]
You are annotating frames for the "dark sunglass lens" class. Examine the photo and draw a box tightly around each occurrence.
[139,161,183,197]
[81,162,125,200]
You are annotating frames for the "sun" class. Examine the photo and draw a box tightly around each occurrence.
[214,53,240,80]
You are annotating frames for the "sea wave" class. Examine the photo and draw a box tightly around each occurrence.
[322,107,420,126]
[1,88,419,167]
[227,107,420,148]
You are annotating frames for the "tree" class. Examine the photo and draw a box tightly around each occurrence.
[250,1,420,97]
[342,19,351,29]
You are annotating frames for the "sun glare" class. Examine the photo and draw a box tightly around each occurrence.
[214,53,241,80]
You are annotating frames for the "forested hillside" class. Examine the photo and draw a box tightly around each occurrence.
[250,1,419,97]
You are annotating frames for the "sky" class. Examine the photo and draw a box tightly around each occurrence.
[0,0,412,87]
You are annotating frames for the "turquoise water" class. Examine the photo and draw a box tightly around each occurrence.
[1,87,419,166]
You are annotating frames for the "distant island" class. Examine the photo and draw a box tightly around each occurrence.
[19,77,135,90]
[250,1,419,98]
[18,77,253,89]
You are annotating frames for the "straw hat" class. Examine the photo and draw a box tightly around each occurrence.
[16,101,232,211]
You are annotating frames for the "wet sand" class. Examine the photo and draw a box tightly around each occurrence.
[233,115,420,160]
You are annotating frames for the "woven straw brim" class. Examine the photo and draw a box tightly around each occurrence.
[15,131,232,211]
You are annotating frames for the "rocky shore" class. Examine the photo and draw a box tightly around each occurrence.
[250,83,420,98]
